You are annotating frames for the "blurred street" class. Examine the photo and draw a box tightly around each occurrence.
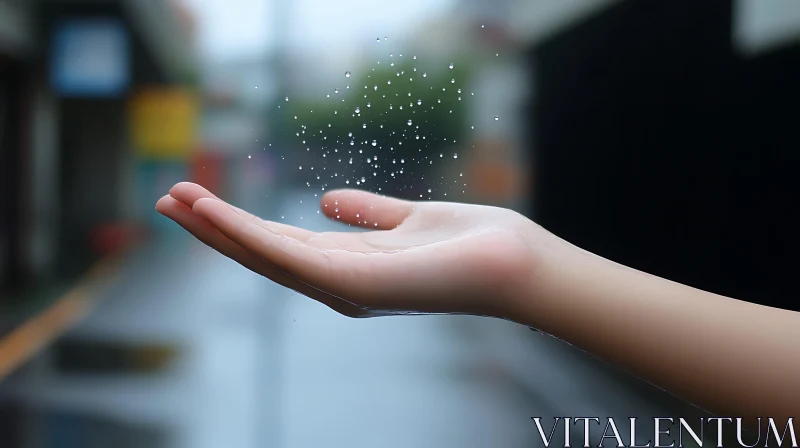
[4,185,703,447]
[6,187,536,447]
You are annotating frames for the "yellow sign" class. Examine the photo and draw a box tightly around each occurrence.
[129,88,198,159]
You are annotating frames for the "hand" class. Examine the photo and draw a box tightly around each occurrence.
[156,182,552,320]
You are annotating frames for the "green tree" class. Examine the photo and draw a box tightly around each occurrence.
[279,59,471,199]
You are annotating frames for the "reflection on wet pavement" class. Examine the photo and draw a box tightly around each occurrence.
[2,189,705,448]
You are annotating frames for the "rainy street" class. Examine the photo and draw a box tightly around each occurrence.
[4,0,786,446]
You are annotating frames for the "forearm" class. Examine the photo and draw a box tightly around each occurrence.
[515,237,800,421]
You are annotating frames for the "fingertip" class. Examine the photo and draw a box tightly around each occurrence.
[169,181,197,195]
[155,195,172,213]
[191,197,216,212]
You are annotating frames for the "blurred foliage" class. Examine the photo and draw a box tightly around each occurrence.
[278,58,472,198]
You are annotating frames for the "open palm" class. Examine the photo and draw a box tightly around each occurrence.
[156,182,536,319]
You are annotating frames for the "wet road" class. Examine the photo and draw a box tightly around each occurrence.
[6,188,706,447]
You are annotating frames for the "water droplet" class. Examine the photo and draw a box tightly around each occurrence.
[326,93,330,98]
[299,166,302,170]
[423,73,427,78]
[355,107,361,113]
[494,116,499,121]
[384,36,388,41]
[387,80,392,85]
[389,53,393,57]
[407,120,412,126]
[481,24,485,28]
[453,153,458,159]
[248,154,252,159]
[362,124,367,129]
[367,102,371,107]
[449,63,454,69]
[345,71,351,78]
[451,79,455,84]
[254,85,259,89]
[372,140,377,146]
[376,37,380,42]
[285,96,289,101]
[374,85,378,91]
[417,99,422,105]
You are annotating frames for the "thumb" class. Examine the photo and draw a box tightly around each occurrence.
[320,189,415,230]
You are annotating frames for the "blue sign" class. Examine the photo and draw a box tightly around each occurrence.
[51,19,130,97]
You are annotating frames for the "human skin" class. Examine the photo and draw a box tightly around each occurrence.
[156,182,800,426]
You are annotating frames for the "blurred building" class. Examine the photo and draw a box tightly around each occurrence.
[1,0,197,444]
[1,0,197,294]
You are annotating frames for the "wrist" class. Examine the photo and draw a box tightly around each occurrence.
[511,227,628,333]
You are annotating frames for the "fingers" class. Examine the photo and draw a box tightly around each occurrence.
[320,189,415,230]
[169,182,315,242]
[156,194,368,317]
[191,197,364,295]
[155,195,265,271]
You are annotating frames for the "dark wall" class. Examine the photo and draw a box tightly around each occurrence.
[529,0,800,311]
[0,57,25,292]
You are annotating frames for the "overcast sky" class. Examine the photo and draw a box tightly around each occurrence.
[182,0,453,60]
